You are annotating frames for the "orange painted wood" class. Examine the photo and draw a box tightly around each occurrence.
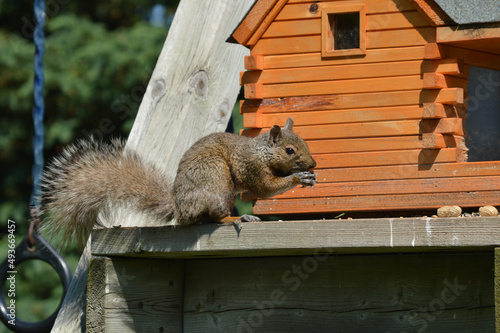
[244,55,264,70]
[271,176,500,200]
[254,75,424,98]
[275,0,415,20]
[251,191,500,214]
[313,149,457,169]
[423,73,467,89]
[242,119,463,140]
[410,0,453,26]
[251,28,435,55]
[422,88,464,105]
[437,23,500,43]
[240,90,459,114]
[316,161,500,183]
[425,43,500,71]
[262,12,429,39]
[425,58,466,76]
[244,83,264,99]
[243,105,424,128]
[306,135,445,154]
[231,0,280,45]
[246,0,289,45]
[257,46,426,70]
[241,61,427,85]
[422,103,465,118]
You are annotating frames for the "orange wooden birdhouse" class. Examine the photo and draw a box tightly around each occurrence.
[229,0,500,217]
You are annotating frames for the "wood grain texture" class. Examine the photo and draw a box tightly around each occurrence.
[425,43,500,72]
[255,46,426,70]
[317,161,500,183]
[253,191,500,214]
[86,257,184,333]
[52,1,254,332]
[231,0,279,45]
[240,89,463,114]
[183,254,493,332]
[251,28,434,55]
[91,218,500,258]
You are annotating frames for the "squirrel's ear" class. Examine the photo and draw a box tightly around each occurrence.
[270,125,282,145]
[283,118,294,131]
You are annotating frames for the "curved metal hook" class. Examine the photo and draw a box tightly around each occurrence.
[0,233,72,333]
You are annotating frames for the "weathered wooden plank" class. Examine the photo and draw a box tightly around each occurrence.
[52,1,255,332]
[268,175,500,199]
[253,46,426,70]
[276,0,416,20]
[183,254,493,332]
[91,218,500,258]
[262,11,429,38]
[87,257,107,333]
[242,119,464,140]
[243,105,424,128]
[249,75,424,98]
[251,28,435,55]
[317,161,500,183]
[87,258,184,333]
[495,248,500,331]
[253,191,500,214]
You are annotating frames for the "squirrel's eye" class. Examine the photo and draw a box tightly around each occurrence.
[285,147,295,155]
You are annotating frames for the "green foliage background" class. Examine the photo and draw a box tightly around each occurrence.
[0,1,227,331]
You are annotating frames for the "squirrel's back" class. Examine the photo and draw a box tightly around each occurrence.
[40,137,174,248]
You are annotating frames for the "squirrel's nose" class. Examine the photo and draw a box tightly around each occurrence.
[309,158,317,169]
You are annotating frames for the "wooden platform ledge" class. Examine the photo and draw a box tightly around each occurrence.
[91,217,500,258]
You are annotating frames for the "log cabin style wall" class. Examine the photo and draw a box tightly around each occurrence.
[231,0,500,217]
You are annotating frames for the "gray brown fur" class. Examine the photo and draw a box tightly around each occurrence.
[40,118,316,247]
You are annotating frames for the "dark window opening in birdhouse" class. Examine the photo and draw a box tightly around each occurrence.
[331,12,359,50]
[465,66,500,162]
[321,4,366,58]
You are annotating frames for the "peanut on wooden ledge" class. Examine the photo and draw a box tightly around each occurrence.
[479,206,499,217]
[437,205,462,217]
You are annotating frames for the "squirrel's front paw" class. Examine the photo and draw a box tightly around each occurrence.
[295,171,317,187]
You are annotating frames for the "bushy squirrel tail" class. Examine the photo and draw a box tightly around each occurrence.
[40,137,175,249]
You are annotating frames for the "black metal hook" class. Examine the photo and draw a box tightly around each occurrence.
[0,233,72,333]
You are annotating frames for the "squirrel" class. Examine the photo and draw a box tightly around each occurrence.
[39,117,317,248]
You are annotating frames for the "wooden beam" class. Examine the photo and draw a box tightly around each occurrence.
[256,46,426,70]
[252,191,500,214]
[266,176,500,200]
[495,248,500,331]
[423,73,467,89]
[241,61,427,85]
[246,0,289,45]
[423,103,465,118]
[438,22,500,44]
[240,89,463,114]
[91,218,500,258]
[249,75,424,99]
[242,119,464,140]
[52,1,255,331]
[243,105,424,128]
[425,43,500,72]
[312,149,457,169]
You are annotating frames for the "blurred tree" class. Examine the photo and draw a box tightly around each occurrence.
[0,2,178,329]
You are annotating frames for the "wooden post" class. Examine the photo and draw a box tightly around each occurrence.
[495,248,500,331]
[50,0,253,331]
